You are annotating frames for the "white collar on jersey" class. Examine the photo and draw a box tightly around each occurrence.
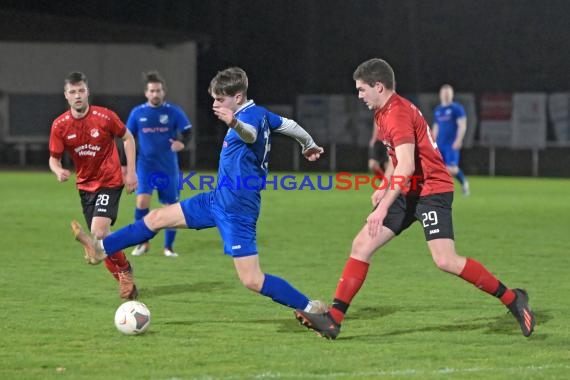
[235,99,255,114]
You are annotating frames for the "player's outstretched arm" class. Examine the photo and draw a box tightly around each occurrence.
[274,118,324,161]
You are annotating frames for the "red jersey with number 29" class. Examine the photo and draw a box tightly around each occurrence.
[49,106,126,192]
[374,94,454,196]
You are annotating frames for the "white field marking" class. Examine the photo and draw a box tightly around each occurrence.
[178,364,570,380]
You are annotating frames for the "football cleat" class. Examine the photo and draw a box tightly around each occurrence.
[118,268,138,300]
[294,310,341,340]
[131,242,150,257]
[163,248,179,258]
[70,220,106,265]
[507,288,535,337]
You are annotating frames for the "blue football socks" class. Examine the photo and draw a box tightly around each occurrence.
[456,169,466,185]
[260,273,310,310]
[103,220,157,254]
[165,229,176,249]
[134,207,149,221]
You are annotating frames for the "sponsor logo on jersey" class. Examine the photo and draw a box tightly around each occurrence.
[74,144,101,157]
[139,117,147,122]
[67,134,77,140]
[159,114,169,124]
[141,127,169,133]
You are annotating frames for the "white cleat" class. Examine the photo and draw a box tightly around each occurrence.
[306,300,329,313]
[131,242,150,256]
[164,248,179,258]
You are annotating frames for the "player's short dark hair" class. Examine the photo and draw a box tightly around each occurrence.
[353,58,395,90]
[64,71,88,88]
[143,70,166,91]
[208,67,248,97]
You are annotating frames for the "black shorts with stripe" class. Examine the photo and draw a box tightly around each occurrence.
[383,192,454,241]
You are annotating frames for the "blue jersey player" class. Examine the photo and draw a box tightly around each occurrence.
[72,67,329,316]
[127,71,192,257]
[432,84,469,195]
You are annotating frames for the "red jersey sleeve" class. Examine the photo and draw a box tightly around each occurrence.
[386,108,415,147]
[49,120,64,159]
[106,109,127,138]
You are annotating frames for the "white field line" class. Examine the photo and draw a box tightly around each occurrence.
[172,363,570,380]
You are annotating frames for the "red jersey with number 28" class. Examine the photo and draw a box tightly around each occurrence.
[49,106,126,192]
[374,94,454,196]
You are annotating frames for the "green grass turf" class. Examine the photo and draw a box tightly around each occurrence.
[0,172,569,379]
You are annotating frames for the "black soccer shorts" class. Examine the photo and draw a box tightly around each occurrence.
[383,192,454,241]
[79,186,124,228]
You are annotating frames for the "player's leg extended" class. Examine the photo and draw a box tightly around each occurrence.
[73,204,187,264]
[294,225,395,339]
[219,210,325,313]
[427,237,535,336]
[91,216,138,300]
[331,225,395,322]
[233,255,325,312]
[104,203,187,254]
[295,195,411,339]
[131,193,151,256]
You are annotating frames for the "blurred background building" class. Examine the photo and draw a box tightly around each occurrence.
[0,0,568,176]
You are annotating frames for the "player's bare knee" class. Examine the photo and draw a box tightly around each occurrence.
[143,209,166,230]
[240,276,263,292]
[351,236,375,261]
[432,253,461,273]
[433,256,452,272]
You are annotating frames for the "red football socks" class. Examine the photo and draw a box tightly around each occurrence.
[330,257,370,323]
[459,258,515,305]
[103,257,120,281]
[104,251,131,281]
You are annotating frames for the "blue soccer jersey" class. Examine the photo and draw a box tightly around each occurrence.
[126,102,192,173]
[214,100,283,216]
[433,102,466,148]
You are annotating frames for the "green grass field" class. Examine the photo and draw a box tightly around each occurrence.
[1,172,569,379]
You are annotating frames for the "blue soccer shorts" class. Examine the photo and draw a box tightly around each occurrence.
[137,168,180,204]
[438,145,460,167]
[179,192,258,257]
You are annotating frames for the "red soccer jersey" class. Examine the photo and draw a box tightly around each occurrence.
[374,94,454,196]
[49,106,126,192]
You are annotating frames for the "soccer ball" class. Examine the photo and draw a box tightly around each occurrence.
[114,301,151,335]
